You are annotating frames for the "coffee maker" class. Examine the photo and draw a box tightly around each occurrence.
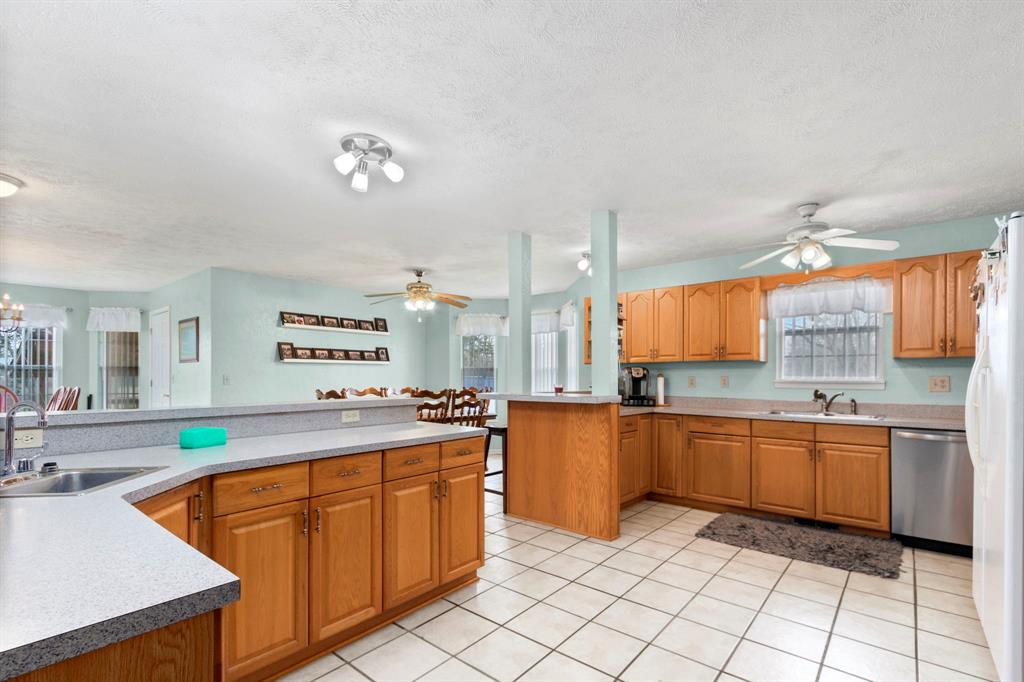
[620,367,655,406]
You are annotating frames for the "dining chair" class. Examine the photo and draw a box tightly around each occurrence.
[412,388,452,414]
[0,385,18,413]
[46,386,67,412]
[349,387,387,397]
[449,396,488,427]
[315,389,344,400]
[397,386,418,397]
[60,387,81,411]
[416,399,449,423]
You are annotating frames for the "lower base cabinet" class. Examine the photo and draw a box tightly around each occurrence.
[440,463,486,583]
[383,472,440,609]
[619,428,640,502]
[651,415,684,495]
[816,442,890,530]
[685,432,751,507]
[135,479,208,553]
[750,437,815,518]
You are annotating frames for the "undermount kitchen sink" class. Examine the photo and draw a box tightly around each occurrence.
[762,410,885,421]
[0,467,166,497]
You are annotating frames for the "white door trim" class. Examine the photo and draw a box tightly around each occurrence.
[149,306,171,408]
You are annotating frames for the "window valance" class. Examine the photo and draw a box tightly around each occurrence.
[767,277,892,318]
[532,311,560,334]
[21,304,68,329]
[86,307,142,332]
[559,301,575,329]
[455,313,509,337]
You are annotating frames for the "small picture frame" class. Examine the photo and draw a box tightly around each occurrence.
[330,349,347,361]
[277,342,295,360]
[374,317,388,333]
[178,317,199,363]
[321,315,340,328]
[345,350,362,361]
[358,319,375,332]
[341,318,358,330]
[303,314,321,326]
[280,311,302,325]
[313,348,330,360]
[294,347,312,360]
[362,350,378,361]
[376,347,390,362]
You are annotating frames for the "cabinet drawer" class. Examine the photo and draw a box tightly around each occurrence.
[384,443,441,481]
[310,452,383,496]
[213,462,309,516]
[751,419,814,441]
[619,415,639,433]
[687,415,750,436]
[815,423,889,447]
[441,437,485,469]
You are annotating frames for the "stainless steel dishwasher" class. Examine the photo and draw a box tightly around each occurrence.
[891,428,972,548]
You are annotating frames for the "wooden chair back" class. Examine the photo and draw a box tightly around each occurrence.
[0,385,18,413]
[315,389,344,400]
[46,386,67,412]
[349,387,386,398]
[397,386,418,397]
[61,387,80,411]
[450,396,487,427]
[416,399,449,423]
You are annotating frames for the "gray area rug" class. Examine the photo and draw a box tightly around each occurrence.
[696,513,904,578]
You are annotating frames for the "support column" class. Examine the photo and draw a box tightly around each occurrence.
[507,232,532,394]
[590,210,618,396]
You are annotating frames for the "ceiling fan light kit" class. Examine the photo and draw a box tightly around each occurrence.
[365,269,472,321]
[333,133,404,192]
[0,173,24,198]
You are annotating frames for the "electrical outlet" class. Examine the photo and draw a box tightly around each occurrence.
[720,376,729,388]
[341,410,360,424]
[222,374,230,386]
[687,376,697,388]
[929,376,950,392]
[13,429,44,449]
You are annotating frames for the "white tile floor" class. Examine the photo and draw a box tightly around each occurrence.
[282,484,997,682]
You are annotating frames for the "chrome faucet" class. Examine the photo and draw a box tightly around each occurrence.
[812,389,828,412]
[824,392,845,412]
[3,400,48,478]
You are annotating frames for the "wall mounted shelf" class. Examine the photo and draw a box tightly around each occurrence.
[280,323,389,336]
[280,358,390,365]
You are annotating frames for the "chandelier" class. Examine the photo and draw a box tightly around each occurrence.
[333,133,405,193]
[0,292,24,338]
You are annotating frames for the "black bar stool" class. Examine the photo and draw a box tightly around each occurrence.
[484,423,508,513]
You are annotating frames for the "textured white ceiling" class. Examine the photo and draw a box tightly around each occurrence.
[1,1,1022,297]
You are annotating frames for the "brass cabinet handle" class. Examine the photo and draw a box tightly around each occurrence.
[251,483,283,494]
[315,507,321,533]
[949,336,955,352]
[442,480,449,497]
[939,337,946,353]
[431,480,440,499]
[302,509,309,536]
[455,448,473,456]
[816,447,822,462]
[405,457,424,466]
[807,447,814,462]
[193,490,204,522]
[338,468,362,477]
[687,434,694,449]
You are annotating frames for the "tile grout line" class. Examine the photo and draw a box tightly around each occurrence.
[814,565,852,682]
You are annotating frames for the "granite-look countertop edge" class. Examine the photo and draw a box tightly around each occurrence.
[487,392,622,404]
[617,404,965,430]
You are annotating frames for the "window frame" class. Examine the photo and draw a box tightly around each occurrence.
[0,326,63,405]
[773,313,886,390]
[460,334,496,391]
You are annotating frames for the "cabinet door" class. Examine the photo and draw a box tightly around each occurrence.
[720,278,763,361]
[651,415,683,495]
[213,500,308,682]
[685,433,751,507]
[684,283,720,361]
[893,255,946,357]
[310,485,382,642]
[751,438,815,518]
[383,472,439,610]
[653,286,685,362]
[625,290,655,363]
[583,296,592,365]
[815,443,890,530]
[619,430,640,503]
[946,250,980,357]
[135,480,206,552]
[440,463,485,583]
[638,415,653,494]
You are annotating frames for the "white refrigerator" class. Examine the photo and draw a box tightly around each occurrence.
[966,210,1023,682]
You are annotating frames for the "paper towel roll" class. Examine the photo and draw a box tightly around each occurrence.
[656,374,666,406]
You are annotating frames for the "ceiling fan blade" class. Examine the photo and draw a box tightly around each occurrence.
[739,245,798,270]
[432,292,472,300]
[823,236,900,251]
[364,292,406,298]
[370,296,404,305]
[434,296,468,308]
[815,228,856,240]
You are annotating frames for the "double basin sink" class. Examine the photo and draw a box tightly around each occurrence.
[0,466,165,497]
[761,410,884,421]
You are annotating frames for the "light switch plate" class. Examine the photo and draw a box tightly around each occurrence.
[929,376,950,392]
[720,376,729,388]
[13,429,44,449]
[687,376,697,388]
[341,410,360,423]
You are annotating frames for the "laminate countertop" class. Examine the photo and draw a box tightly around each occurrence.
[487,392,622,404]
[0,420,484,680]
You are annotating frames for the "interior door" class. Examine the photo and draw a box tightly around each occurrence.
[310,485,382,642]
[439,463,485,583]
[720,278,762,361]
[625,290,655,363]
[149,306,171,408]
[685,432,751,507]
[383,472,439,610]
[946,250,980,357]
[751,438,815,517]
[653,286,684,362]
[893,255,946,357]
[684,283,720,361]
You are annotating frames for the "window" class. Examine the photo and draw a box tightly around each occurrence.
[532,330,557,392]
[776,311,884,387]
[461,335,495,390]
[98,331,140,409]
[0,326,62,405]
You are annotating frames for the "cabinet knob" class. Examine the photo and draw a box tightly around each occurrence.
[949,336,955,352]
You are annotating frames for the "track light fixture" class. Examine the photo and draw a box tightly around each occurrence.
[576,252,592,275]
[333,133,404,192]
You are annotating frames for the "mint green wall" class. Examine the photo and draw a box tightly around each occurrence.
[148,269,213,407]
[209,268,427,405]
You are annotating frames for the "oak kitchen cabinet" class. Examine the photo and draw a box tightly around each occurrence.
[750,420,816,518]
[814,424,890,531]
[624,286,685,363]
[135,478,209,554]
[651,414,684,496]
[583,294,626,364]
[893,250,979,358]
[684,417,751,507]
[618,415,652,503]
[684,278,764,362]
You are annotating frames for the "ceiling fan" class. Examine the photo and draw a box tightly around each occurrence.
[740,203,900,271]
[364,269,472,313]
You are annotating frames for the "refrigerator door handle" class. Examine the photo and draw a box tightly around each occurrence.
[965,340,989,469]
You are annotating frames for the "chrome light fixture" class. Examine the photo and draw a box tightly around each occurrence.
[333,133,404,193]
[0,174,24,198]
[576,252,593,276]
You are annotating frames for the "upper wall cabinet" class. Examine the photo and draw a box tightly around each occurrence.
[893,251,978,358]
[624,287,684,363]
[583,294,626,365]
[684,278,764,362]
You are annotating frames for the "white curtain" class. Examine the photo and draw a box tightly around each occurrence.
[21,304,68,329]
[455,314,508,337]
[531,311,560,334]
[532,330,558,392]
[558,301,575,329]
[86,307,142,332]
[768,277,892,318]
